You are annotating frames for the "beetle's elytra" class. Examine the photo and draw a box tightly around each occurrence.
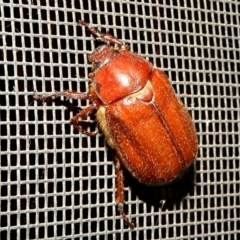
[33,20,198,229]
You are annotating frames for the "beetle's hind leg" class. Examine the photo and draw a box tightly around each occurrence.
[115,155,135,229]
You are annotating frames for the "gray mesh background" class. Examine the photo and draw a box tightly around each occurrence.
[0,0,239,239]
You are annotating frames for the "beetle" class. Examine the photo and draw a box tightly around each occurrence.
[33,20,198,229]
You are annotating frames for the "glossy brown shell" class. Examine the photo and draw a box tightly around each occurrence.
[105,68,198,185]
[93,51,152,105]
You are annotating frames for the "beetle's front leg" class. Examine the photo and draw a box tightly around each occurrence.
[33,90,90,102]
[70,105,97,136]
[78,20,124,47]
[115,155,135,229]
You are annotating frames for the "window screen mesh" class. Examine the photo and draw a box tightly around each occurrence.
[0,0,239,239]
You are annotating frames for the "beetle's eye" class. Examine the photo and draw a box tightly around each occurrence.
[92,62,101,71]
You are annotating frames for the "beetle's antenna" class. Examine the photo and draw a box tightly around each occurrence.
[78,20,124,47]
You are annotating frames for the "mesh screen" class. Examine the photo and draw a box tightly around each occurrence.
[0,0,239,239]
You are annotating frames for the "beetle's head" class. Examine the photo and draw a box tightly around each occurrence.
[88,45,119,70]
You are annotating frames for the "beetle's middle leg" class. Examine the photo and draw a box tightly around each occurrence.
[70,105,97,136]
[33,90,97,136]
[115,155,135,229]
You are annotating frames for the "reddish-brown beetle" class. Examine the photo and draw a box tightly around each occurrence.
[33,20,198,229]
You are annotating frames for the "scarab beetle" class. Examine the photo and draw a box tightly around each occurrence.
[33,20,198,229]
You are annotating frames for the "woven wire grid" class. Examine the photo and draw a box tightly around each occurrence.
[0,0,240,239]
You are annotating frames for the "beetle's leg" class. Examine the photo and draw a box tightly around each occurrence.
[33,90,90,102]
[70,105,97,136]
[33,90,97,136]
[115,155,135,229]
[78,20,124,47]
